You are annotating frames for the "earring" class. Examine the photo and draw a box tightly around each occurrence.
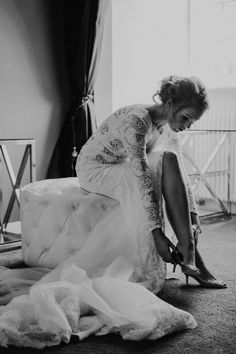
[152,93,158,104]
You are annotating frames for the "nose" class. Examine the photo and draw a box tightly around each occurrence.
[187,121,192,129]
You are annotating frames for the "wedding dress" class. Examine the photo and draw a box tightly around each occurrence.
[0,105,198,348]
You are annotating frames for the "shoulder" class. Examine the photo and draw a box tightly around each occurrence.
[119,105,152,133]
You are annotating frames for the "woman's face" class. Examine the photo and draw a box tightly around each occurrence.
[168,107,201,132]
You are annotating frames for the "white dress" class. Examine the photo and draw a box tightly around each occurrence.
[76,104,197,292]
[0,105,198,348]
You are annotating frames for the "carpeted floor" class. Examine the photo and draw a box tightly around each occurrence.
[1,216,236,354]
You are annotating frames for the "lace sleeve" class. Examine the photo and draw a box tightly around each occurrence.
[161,127,198,215]
[119,114,161,231]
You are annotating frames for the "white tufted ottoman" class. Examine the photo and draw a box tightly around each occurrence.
[20,178,119,268]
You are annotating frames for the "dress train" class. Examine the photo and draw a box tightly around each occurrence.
[0,257,196,348]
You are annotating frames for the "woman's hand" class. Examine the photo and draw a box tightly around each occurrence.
[190,212,200,228]
[190,212,201,245]
[152,228,174,263]
[192,224,201,245]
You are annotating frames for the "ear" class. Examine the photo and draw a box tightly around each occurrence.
[167,99,173,107]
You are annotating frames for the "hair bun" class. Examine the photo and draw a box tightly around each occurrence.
[153,75,209,114]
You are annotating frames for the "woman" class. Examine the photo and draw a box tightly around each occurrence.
[0,76,226,348]
[76,75,226,289]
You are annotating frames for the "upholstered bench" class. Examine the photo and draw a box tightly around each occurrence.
[20,178,119,268]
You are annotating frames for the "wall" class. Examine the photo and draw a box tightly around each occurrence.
[194,88,236,206]
[208,88,236,114]
[1,0,235,224]
[95,0,236,208]
[0,0,69,222]
[0,0,69,180]
[111,0,188,110]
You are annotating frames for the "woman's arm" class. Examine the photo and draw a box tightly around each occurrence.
[120,114,173,262]
[191,211,201,244]
[120,114,161,231]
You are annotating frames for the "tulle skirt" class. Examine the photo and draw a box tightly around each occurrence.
[0,151,197,348]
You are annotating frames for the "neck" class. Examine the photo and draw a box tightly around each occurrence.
[147,104,168,129]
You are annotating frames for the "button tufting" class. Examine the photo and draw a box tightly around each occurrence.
[72,203,79,210]
[21,178,117,269]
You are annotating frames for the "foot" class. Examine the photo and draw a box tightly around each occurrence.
[194,248,227,288]
[176,241,196,268]
[170,243,200,277]
[186,270,227,288]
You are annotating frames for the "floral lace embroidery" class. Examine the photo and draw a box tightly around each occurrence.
[115,107,134,118]
[94,155,120,165]
[94,155,107,164]
[102,147,117,156]
[110,139,124,151]
[120,114,161,231]
[100,123,109,135]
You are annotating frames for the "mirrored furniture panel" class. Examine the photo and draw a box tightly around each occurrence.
[0,139,36,252]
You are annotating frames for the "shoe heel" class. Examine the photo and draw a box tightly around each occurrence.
[173,264,177,273]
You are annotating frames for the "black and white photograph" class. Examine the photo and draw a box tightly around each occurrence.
[0,0,235,353]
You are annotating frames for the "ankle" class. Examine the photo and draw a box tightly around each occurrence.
[177,242,195,266]
[185,248,196,267]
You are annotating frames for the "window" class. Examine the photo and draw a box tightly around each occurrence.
[189,0,236,88]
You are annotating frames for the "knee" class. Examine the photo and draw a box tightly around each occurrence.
[163,151,179,168]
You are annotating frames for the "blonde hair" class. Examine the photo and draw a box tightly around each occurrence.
[153,75,209,114]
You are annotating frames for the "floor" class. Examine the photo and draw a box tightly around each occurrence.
[1,216,236,353]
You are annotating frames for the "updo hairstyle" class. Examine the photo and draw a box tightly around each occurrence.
[153,75,209,115]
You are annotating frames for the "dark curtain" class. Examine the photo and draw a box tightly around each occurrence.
[47,0,108,178]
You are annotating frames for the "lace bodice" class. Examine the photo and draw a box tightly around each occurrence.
[77,105,197,231]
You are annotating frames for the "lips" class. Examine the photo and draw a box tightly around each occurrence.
[171,126,185,132]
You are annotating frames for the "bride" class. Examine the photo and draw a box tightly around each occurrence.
[76,75,226,289]
[0,76,226,348]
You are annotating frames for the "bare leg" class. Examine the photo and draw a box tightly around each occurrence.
[195,248,221,281]
[165,204,219,281]
[162,152,226,287]
[162,151,195,266]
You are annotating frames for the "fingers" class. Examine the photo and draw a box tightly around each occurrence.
[192,225,201,246]
[159,252,169,263]
[194,232,198,245]
[193,228,201,246]
[162,250,175,264]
